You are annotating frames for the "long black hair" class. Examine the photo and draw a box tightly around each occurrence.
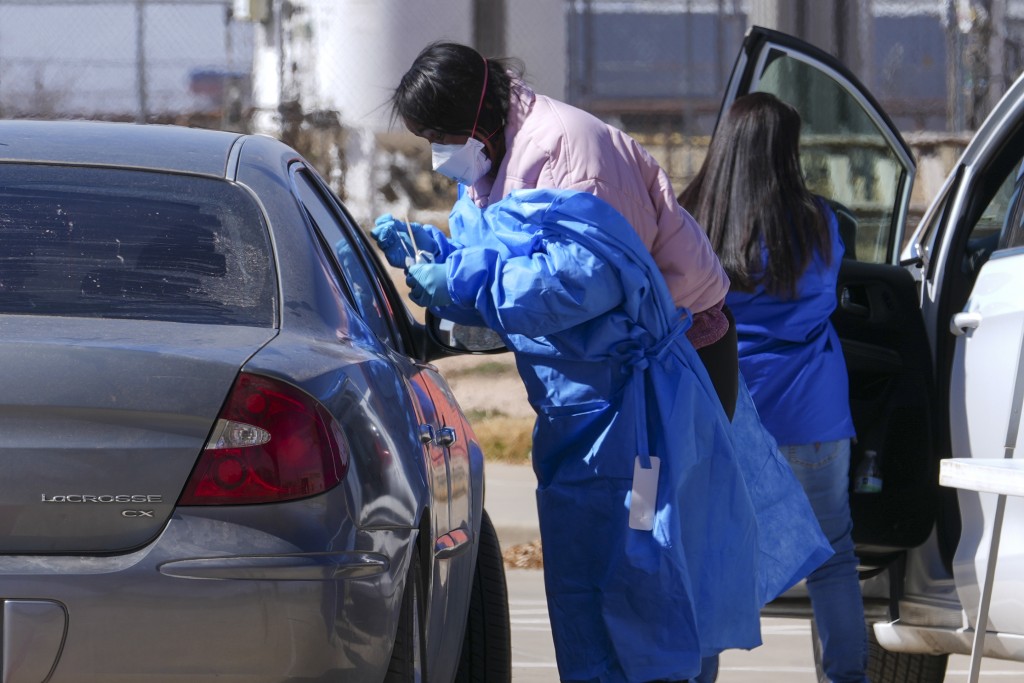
[390,42,523,139]
[679,92,830,298]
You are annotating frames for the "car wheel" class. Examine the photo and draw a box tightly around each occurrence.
[385,546,426,683]
[811,619,948,683]
[455,509,512,683]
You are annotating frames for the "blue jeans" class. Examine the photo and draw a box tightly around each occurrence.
[782,440,868,683]
[693,655,718,682]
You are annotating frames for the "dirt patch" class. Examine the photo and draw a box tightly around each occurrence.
[502,540,544,569]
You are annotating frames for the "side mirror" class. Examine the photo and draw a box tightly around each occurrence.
[426,311,507,355]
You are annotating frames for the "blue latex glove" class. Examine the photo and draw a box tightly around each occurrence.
[406,262,452,308]
[371,214,439,268]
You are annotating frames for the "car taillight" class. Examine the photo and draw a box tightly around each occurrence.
[179,373,349,505]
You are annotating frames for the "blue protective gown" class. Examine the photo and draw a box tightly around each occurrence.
[725,201,856,445]
[427,189,831,682]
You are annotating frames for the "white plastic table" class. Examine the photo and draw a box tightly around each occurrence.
[938,457,1024,683]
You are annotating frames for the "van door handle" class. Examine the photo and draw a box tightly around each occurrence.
[951,311,982,336]
[840,287,870,316]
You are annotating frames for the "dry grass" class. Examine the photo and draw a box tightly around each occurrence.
[467,413,534,465]
[443,359,518,379]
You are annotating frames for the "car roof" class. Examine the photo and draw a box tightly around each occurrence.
[0,119,245,177]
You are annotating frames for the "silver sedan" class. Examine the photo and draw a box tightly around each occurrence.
[0,119,510,683]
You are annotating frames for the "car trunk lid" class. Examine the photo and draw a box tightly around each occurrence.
[0,315,275,554]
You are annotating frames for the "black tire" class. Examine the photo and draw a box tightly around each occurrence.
[455,509,512,683]
[385,547,427,683]
[866,626,948,683]
[811,619,948,683]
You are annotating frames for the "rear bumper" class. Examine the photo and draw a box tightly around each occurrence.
[0,512,412,683]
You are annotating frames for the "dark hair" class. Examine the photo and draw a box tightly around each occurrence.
[390,42,522,139]
[678,92,830,298]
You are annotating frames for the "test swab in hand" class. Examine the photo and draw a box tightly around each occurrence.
[404,215,434,266]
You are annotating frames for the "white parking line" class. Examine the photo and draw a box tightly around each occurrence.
[510,599,551,631]
[946,669,1024,678]
[758,623,812,635]
[719,665,816,673]
[512,662,559,668]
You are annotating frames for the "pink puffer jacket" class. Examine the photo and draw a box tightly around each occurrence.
[466,79,730,348]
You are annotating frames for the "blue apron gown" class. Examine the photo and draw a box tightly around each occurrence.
[433,189,831,682]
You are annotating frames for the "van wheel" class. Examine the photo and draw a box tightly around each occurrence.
[385,547,426,683]
[865,626,948,683]
[455,509,512,683]
[811,619,948,683]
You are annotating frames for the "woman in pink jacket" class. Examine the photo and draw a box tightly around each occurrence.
[371,42,834,683]
[379,41,738,421]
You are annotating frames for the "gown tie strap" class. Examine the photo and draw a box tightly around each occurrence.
[615,310,694,468]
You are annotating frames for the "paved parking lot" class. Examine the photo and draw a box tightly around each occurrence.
[506,568,1024,682]
[490,458,1024,682]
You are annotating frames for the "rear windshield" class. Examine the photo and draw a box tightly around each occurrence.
[0,164,276,326]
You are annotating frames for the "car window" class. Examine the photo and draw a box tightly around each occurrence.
[755,52,910,265]
[932,149,1022,324]
[998,168,1024,250]
[0,164,276,326]
[968,167,1016,246]
[951,152,1022,285]
[292,170,399,349]
[906,165,958,281]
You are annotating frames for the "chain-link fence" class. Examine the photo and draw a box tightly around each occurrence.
[0,0,253,126]
[4,1,1021,226]
[567,0,1024,137]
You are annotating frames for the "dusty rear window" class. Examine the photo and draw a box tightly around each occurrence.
[0,164,276,326]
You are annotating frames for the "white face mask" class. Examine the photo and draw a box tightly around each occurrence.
[431,138,492,185]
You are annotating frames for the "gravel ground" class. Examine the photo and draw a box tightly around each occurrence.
[432,353,534,419]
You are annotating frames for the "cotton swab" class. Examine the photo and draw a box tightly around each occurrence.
[405,215,433,264]
[403,215,417,267]
[405,216,418,254]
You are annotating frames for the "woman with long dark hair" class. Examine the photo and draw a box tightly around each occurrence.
[680,92,867,683]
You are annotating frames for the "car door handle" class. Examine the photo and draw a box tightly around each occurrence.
[417,424,435,444]
[436,427,457,447]
[951,311,982,336]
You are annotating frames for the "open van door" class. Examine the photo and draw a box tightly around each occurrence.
[888,76,1024,658]
[719,27,936,565]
